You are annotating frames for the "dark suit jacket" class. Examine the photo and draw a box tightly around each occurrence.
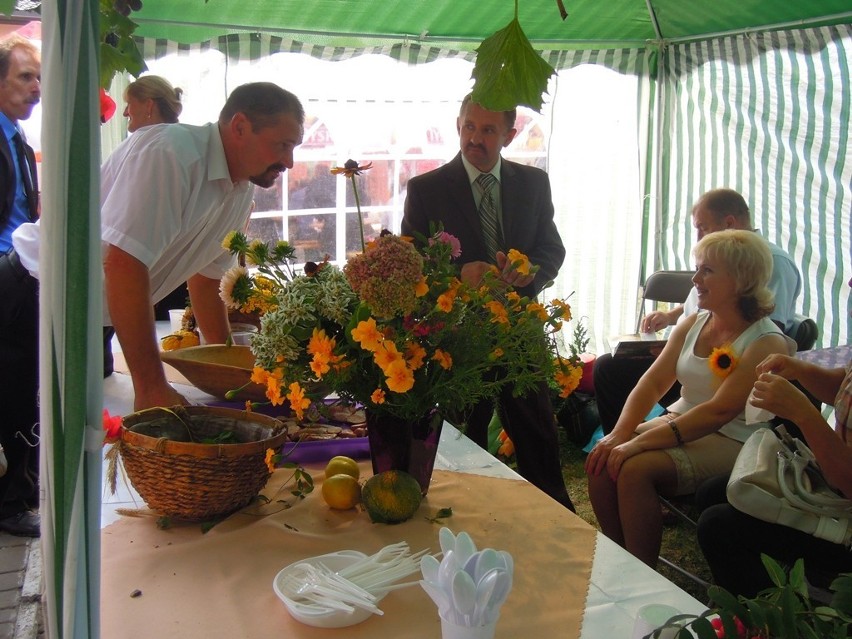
[402,152,565,298]
[0,132,39,232]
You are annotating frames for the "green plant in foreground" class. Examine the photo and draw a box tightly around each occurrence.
[654,555,852,639]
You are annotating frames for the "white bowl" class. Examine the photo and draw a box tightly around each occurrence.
[273,550,386,628]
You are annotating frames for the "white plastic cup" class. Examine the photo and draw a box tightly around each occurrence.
[440,617,497,639]
[630,604,682,639]
[168,309,185,333]
[231,331,254,346]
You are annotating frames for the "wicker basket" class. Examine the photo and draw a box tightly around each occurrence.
[119,406,288,521]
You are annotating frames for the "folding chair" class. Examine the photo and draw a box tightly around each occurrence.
[636,270,695,333]
[785,313,819,352]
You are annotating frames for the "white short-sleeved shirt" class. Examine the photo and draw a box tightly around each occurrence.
[100,122,253,324]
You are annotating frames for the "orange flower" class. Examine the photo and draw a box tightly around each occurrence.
[490,347,504,360]
[436,291,455,313]
[307,327,335,357]
[432,348,453,370]
[287,382,311,420]
[330,159,372,177]
[415,275,429,297]
[384,359,415,393]
[554,359,584,398]
[371,388,386,404]
[485,300,509,325]
[506,249,532,275]
[310,352,331,377]
[351,317,383,352]
[264,448,277,473]
[526,302,548,321]
[374,341,403,373]
[244,400,253,412]
[497,429,515,457]
[405,342,427,370]
[709,344,738,379]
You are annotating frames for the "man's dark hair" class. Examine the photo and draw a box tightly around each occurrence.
[698,188,752,227]
[459,93,516,130]
[219,82,305,131]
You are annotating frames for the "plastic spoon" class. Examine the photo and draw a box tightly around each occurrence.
[483,570,513,624]
[454,531,477,564]
[451,569,477,626]
[439,527,456,555]
[420,554,440,585]
[473,548,500,582]
[420,579,451,616]
[473,568,500,626]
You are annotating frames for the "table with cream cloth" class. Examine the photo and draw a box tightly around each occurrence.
[101,368,704,638]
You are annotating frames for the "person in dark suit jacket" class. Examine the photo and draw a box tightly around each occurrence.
[0,34,41,537]
[402,94,574,510]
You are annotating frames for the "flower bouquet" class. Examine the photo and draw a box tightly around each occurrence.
[221,227,582,426]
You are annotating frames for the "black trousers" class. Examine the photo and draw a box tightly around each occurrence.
[463,380,575,511]
[0,250,39,516]
[696,474,852,598]
[593,352,681,434]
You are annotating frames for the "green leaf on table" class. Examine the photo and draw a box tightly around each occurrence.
[470,17,555,113]
[425,507,453,523]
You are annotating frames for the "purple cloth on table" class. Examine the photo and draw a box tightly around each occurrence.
[202,399,370,463]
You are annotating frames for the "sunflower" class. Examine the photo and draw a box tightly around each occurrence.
[708,344,738,378]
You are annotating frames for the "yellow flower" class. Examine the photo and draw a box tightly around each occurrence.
[526,302,549,321]
[506,248,531,275]
[371,388,386,404]
[351,318,383,352]
[433,348,453,370]
[310,352,331,377]
[490,347,504,360]
[264,448,276,474]
[384,359,415,393]
[287,382,311,420]
[221,230,237,250]
[552,298,572,321]
[505,291,521,308]
[308,327,335,357]
[709,344,738,378]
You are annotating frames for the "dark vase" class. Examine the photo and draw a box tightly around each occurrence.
[366,409,443,495]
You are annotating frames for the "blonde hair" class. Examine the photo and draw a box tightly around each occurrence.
[125,75,183,123]
[693,229,775,321]
[0,34,38,80]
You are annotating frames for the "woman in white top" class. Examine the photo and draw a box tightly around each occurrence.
[123,75,183,132]
[585,229,795,566]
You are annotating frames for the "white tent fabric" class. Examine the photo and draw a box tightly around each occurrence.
[135,26,851,348]
[40,1,102,637]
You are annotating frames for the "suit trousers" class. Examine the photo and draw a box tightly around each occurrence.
[593,352,681,434]
[464,380,575,511]
[0,249,39,516]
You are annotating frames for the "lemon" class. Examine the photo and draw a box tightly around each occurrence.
[361,470,422,524]
[322,473,362,510]
[324,455,360,480]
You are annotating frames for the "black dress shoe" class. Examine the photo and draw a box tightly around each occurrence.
[0,511,40,537]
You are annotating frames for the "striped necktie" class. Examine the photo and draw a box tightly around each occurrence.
[475,172,502,262]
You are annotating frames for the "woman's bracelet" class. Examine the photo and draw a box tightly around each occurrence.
[665,415,684,447]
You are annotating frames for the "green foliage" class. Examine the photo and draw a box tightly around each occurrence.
[99,0,147,89]
[0,0,15,17]
[654,555,852,639]
[471,16,555,113]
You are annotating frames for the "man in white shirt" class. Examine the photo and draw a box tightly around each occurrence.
[594,188,802,434]
[100,82,304,411]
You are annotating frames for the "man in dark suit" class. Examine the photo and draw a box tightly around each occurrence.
[0,34,41,537]
[402,94,574,510]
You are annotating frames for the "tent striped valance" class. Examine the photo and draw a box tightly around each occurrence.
[134,32,653,73]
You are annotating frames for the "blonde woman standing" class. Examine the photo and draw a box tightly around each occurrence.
[123,75,183,132]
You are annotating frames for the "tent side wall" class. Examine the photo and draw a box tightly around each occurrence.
[658,24,851,347]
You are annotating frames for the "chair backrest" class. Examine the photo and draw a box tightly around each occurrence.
[636,270,695,332]
[785,313,819,352]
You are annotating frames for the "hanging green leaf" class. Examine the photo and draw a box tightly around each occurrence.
[99,0,147,89]
[470,17,555,113]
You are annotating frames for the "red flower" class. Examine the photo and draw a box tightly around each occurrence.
[99,88,116,124]
[102,409,123,444]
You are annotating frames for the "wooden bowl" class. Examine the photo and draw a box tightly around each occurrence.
[160,345,267,402]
